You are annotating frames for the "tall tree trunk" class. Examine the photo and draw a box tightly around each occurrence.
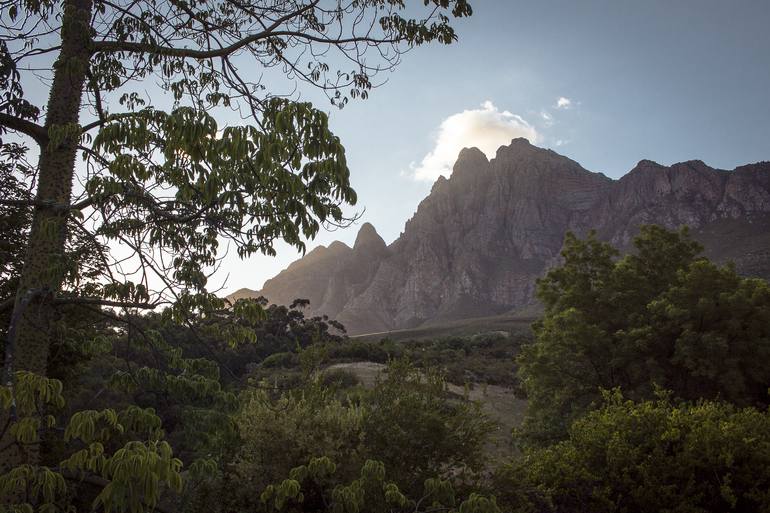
[0,0,92,479]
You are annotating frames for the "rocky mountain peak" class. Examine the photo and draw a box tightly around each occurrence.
[328,240,352,253]
[430,175,449,193]
[631,159,665,172]
[232,141,770,335]
[354,222,386,251]
[492,137,551,162]
[449,147,490,183]
[454,146,489,167]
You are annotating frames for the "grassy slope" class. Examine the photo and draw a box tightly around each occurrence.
[350,314,535,343]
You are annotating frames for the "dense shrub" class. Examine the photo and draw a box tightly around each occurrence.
[222,360,494,509]
[261,351,300,369]
[326,339,400,363]
[518,226,770,443]
[497,392,770,513]
[319,368,361,389]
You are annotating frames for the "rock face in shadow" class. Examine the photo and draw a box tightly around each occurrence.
[229,139,770,334]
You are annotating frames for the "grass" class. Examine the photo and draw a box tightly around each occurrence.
[350,313,535,343]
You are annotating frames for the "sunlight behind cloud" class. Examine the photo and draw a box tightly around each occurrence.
[412,101,539,181]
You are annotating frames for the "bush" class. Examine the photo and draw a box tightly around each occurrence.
[260,351,300,368]
[398,334,521,387]
[326,340,397,363]
[226,386,366,509]
[224,360,494,508]
[497,392,770,513]
[320,368,361,389]
[361,359,495,496]
[518,226,770,443]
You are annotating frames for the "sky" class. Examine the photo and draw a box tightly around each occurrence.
[12,0,770,295]
[213,0,770,294]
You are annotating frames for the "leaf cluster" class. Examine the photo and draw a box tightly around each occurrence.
[518,225,770,443]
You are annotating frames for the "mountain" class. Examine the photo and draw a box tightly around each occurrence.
[230,139,770,334]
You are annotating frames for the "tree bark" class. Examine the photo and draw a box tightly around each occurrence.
[0,0,93,480]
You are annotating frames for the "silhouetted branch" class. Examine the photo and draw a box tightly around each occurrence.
[0,113,47,145]
[54,297,164,309]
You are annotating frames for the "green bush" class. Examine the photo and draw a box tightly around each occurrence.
[518,226,770,443]
[497,392,770,513]
[224,360,494,509]
[320,368,361,389]
[326,340,398,362]
[261,351,300,368]
[227,386,366,509]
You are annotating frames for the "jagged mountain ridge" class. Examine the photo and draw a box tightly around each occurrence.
[230,139,770,334]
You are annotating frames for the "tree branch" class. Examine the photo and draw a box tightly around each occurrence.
[0,198,73,210]
[54,297,163,309]
[87,0,403,61]
[0,113,48,145]
[80,112,144,134]
[93,29,399,60]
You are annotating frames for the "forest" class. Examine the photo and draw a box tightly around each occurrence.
[1,1,770,512]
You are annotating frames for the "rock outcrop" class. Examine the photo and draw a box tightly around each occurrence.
[229,139,770,334]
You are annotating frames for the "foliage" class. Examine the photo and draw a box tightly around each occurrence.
[360,359,495,496]
[325,339,401,364]
[398,332,523,387]
[2,0,476,509]
[319,368,360,389]
[0,371,183,513]
[320,331,522,388]
[229,385,366,507]
[221,297,346,369]
[517,225,770,443]
[496,392,770,513]
[131,297,345,385]
[67,295,352,466]
[221,359,494,512]
[261,457,501,513]
[0,143,32,315]
[1,294,355,511]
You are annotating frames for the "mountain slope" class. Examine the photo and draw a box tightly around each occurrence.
[230,139,770,334]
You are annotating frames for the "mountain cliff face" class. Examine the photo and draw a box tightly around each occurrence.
[230,139,770,334]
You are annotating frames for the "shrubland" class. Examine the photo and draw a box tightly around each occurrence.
[3,216,770,512]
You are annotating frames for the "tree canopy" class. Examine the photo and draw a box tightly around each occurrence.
[498,391,770,513]
[517,225,770,444]
[0,0,473,508]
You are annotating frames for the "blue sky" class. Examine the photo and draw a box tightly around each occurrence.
[218,0,770,293]
[16,0,767,294]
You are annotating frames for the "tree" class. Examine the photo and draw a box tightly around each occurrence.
[517,226,770,444]
[0,143,32,316]
[261,457,502,513]
[0,0,473,506]
[360,359,494,497]
[496,392,770,513]
[225,359,494,511]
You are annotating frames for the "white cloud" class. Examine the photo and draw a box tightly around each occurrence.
[412,101,539,181]
[556,96,572,109]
